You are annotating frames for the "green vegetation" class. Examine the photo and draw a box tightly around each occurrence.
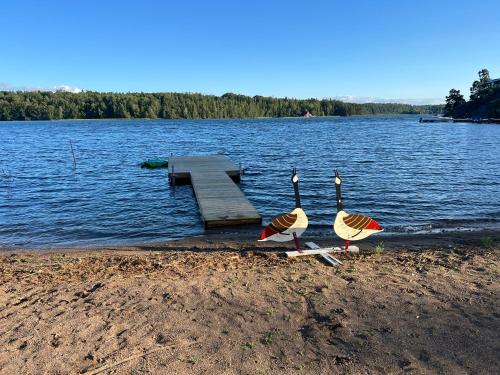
[260,332,273,345]
[242,342,255,349]
[374,241,385,255]
[444,69,500,118]
[346,266,358,274]
[0,91,442,121]
[479,236,495,249]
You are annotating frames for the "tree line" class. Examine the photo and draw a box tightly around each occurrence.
[0,91,442,121]
[444,69,500,118]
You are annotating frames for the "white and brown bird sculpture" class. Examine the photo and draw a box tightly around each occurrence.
[333,169,383,250]
[259,167,308,250]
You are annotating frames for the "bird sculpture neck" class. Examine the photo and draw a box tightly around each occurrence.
[293,180,302,209]
[335,182,343,212]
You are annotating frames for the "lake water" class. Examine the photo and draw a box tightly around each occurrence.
[1,115,499,248]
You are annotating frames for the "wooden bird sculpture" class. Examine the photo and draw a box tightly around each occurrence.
[259,167,308,250]
[333,169,383,250]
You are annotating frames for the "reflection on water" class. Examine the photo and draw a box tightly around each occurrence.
[1,115,499,247]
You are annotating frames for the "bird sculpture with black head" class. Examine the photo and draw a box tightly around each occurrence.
[258,167,308,250]
[333,169,383,250]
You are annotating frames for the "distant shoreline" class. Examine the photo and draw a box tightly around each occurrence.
[0,91,443,121]
[0,113,431,123]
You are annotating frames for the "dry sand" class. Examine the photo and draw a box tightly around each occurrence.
[0,231,499,374]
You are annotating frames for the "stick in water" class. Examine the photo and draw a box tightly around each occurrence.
[69,140,76,170]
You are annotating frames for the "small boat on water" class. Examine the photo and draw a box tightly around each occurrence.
[139,159,168,169]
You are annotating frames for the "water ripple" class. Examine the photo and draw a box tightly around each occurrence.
[1,115,500,247]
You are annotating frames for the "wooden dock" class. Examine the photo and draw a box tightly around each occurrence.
[419,117,500,124]
[419,117,454,123]
[168,155,262,228]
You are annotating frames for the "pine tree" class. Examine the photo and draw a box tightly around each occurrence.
[444,89,465,116]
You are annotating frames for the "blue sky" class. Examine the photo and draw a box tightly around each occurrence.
[1,0,499,104]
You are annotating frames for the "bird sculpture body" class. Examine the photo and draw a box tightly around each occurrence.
[333,170,383,249]
[259,168,308,250]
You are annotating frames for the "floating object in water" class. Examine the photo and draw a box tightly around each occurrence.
[419,116,453,123]
[333,169,383,250]
[259,167,308,250]
[140,159,168,169]
[419,117,500,124]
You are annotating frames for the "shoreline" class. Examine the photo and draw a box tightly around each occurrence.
[0,113,430,123]
[2,227,499,254]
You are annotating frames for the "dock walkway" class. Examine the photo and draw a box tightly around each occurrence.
[168,155,262,228]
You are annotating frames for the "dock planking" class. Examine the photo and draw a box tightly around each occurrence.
[168,155,262,228]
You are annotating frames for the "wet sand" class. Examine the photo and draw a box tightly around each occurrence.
[1,230,499,374]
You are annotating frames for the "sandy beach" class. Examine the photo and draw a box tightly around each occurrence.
[1,230,499,374]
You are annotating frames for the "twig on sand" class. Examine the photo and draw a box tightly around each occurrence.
[84,341,194,375]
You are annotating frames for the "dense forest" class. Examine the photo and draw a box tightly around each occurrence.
[0,91,442,121]
[444,69,500,118]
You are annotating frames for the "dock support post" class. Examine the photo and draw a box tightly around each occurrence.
[69,140,76,170]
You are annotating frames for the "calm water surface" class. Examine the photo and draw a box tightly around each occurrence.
[1,116,499,247]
